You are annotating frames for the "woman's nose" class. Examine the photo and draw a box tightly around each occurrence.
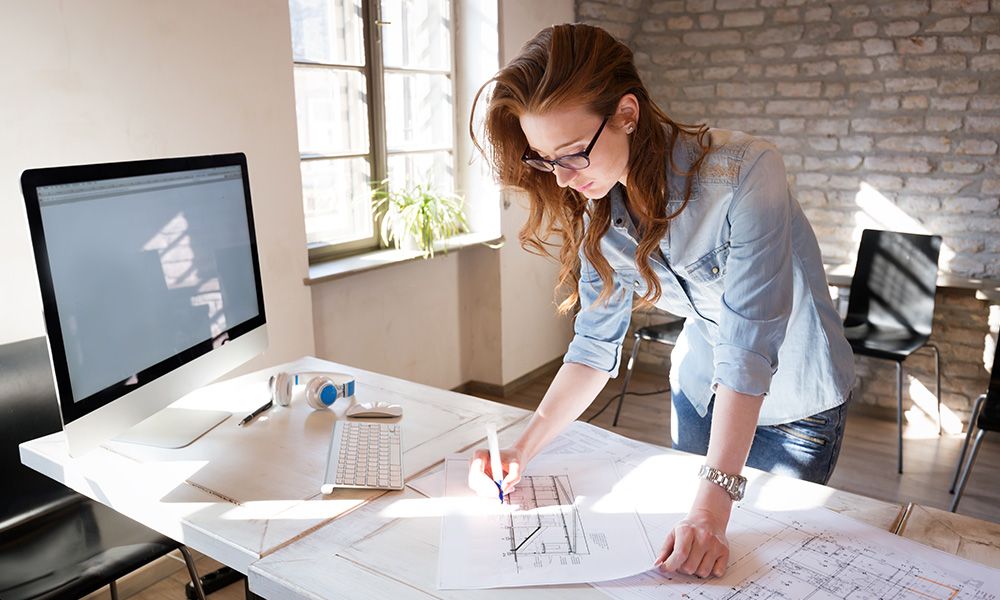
[553,165,576,188]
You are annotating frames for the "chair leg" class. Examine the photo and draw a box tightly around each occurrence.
[896,361,904,474]
[949,430,987,513]
[949,394,985,493]
[109,580,119,600]
[612,334,643,427]
[179,546,207,600]
[927,344,942,435]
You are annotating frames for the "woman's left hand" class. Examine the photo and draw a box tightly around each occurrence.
[654,507,730,578]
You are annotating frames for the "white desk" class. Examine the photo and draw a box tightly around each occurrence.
[19,357,528,574]
[248,420,906,599]
[23,357,920,598]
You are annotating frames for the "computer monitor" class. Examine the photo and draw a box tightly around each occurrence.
[21,153,268,456]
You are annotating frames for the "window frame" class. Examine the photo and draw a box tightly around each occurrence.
[292,0,460,265]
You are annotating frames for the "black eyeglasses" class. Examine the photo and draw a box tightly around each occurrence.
[521,116,610,173]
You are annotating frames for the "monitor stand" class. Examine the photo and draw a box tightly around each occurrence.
[112,408,232,449]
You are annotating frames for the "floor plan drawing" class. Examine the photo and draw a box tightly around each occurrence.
[503,475,590,571]
[597,505,1000,600]
[438,455,655,589]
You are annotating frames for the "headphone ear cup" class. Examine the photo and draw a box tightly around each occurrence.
[305,376,338,410]
[270,372,292,407]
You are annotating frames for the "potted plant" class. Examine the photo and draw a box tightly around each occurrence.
[371,180,469,258]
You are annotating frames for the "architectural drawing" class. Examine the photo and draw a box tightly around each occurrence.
[597,505,1000,600]
[502,475,590,571]
[438,455,655,589]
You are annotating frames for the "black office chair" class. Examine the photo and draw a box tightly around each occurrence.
[843,229,942,474]
[948,341,999,512]
[611,317,685,427]
[0,337,206,600]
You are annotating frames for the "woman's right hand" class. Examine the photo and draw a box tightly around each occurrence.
[467,446,524,498]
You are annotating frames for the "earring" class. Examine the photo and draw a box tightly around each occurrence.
[626,123,635,134]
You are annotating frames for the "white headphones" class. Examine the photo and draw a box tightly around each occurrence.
[268,371,355,410]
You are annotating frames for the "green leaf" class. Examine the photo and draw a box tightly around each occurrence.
[367,178,469,258]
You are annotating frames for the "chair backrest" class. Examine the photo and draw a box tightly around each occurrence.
[0,337,76,531]
[845,229,942,336]
[979,337,1000,432]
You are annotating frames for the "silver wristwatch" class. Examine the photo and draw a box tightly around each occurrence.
[697,465,747,501]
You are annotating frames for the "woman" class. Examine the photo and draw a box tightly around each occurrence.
[467,23,855,579]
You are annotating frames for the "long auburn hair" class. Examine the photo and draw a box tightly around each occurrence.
[470,23,712,312]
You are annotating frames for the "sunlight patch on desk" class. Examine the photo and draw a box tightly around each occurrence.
[748,474,835,513]
[595,454,696,515]
[220,498,365,521]
[93,457,212,498]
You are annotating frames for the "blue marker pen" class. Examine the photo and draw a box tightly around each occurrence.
[486,423,504,503]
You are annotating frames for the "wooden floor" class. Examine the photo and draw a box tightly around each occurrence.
[124,364,999,600]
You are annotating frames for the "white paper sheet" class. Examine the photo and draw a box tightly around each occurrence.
[597,504,1000,600]
[430,420,999,597]
[437,454,656,589]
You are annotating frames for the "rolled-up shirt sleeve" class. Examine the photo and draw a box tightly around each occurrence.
[564,252,634,377]
[712,145,794,397]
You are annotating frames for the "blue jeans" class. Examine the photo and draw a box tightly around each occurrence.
[671,388,849,485]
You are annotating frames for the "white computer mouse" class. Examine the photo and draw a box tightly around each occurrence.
[345,401,402,418]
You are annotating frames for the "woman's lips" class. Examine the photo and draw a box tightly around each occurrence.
[577,181,594,193]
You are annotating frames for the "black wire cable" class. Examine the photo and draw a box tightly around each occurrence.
[585,387,672,423]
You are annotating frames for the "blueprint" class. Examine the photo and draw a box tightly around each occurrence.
[437,454,655,589]
[503,474,589,569]
[597,504,1000,600]
[425,421,1000,595]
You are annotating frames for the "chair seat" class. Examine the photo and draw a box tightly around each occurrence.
[636,320,684,345]
[843,322,930,362]
[0,496,181,600]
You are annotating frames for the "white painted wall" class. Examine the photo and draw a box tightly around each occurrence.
[313,253,465,388]
[497,0,576,383]
[0,1,314,370]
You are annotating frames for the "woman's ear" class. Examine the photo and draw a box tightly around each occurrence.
[616,93,640,131]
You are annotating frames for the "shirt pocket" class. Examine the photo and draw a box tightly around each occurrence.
[679,242,729,324]
[684,242,730,284]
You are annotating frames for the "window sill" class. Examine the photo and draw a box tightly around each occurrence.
[305,231,504,285]
[825,263,1000,302]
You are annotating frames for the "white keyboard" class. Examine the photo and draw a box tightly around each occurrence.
[321,420,403,494]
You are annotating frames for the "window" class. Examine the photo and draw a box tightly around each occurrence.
[289,0,456,262]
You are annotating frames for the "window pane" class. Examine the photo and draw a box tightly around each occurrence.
[294,67,369,157]
[289,0,365,66]
[301,158,373,246]
[387,151,454,194]
[384,73,453,152]
[381,0,451,70]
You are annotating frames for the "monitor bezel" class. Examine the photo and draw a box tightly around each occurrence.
[21,152,267,425]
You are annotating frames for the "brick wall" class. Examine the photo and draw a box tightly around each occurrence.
[575,0,999,423]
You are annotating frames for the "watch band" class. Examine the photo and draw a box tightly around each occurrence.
[697,464,747,501]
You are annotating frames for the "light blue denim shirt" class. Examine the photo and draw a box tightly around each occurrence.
[564,128,855,426]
